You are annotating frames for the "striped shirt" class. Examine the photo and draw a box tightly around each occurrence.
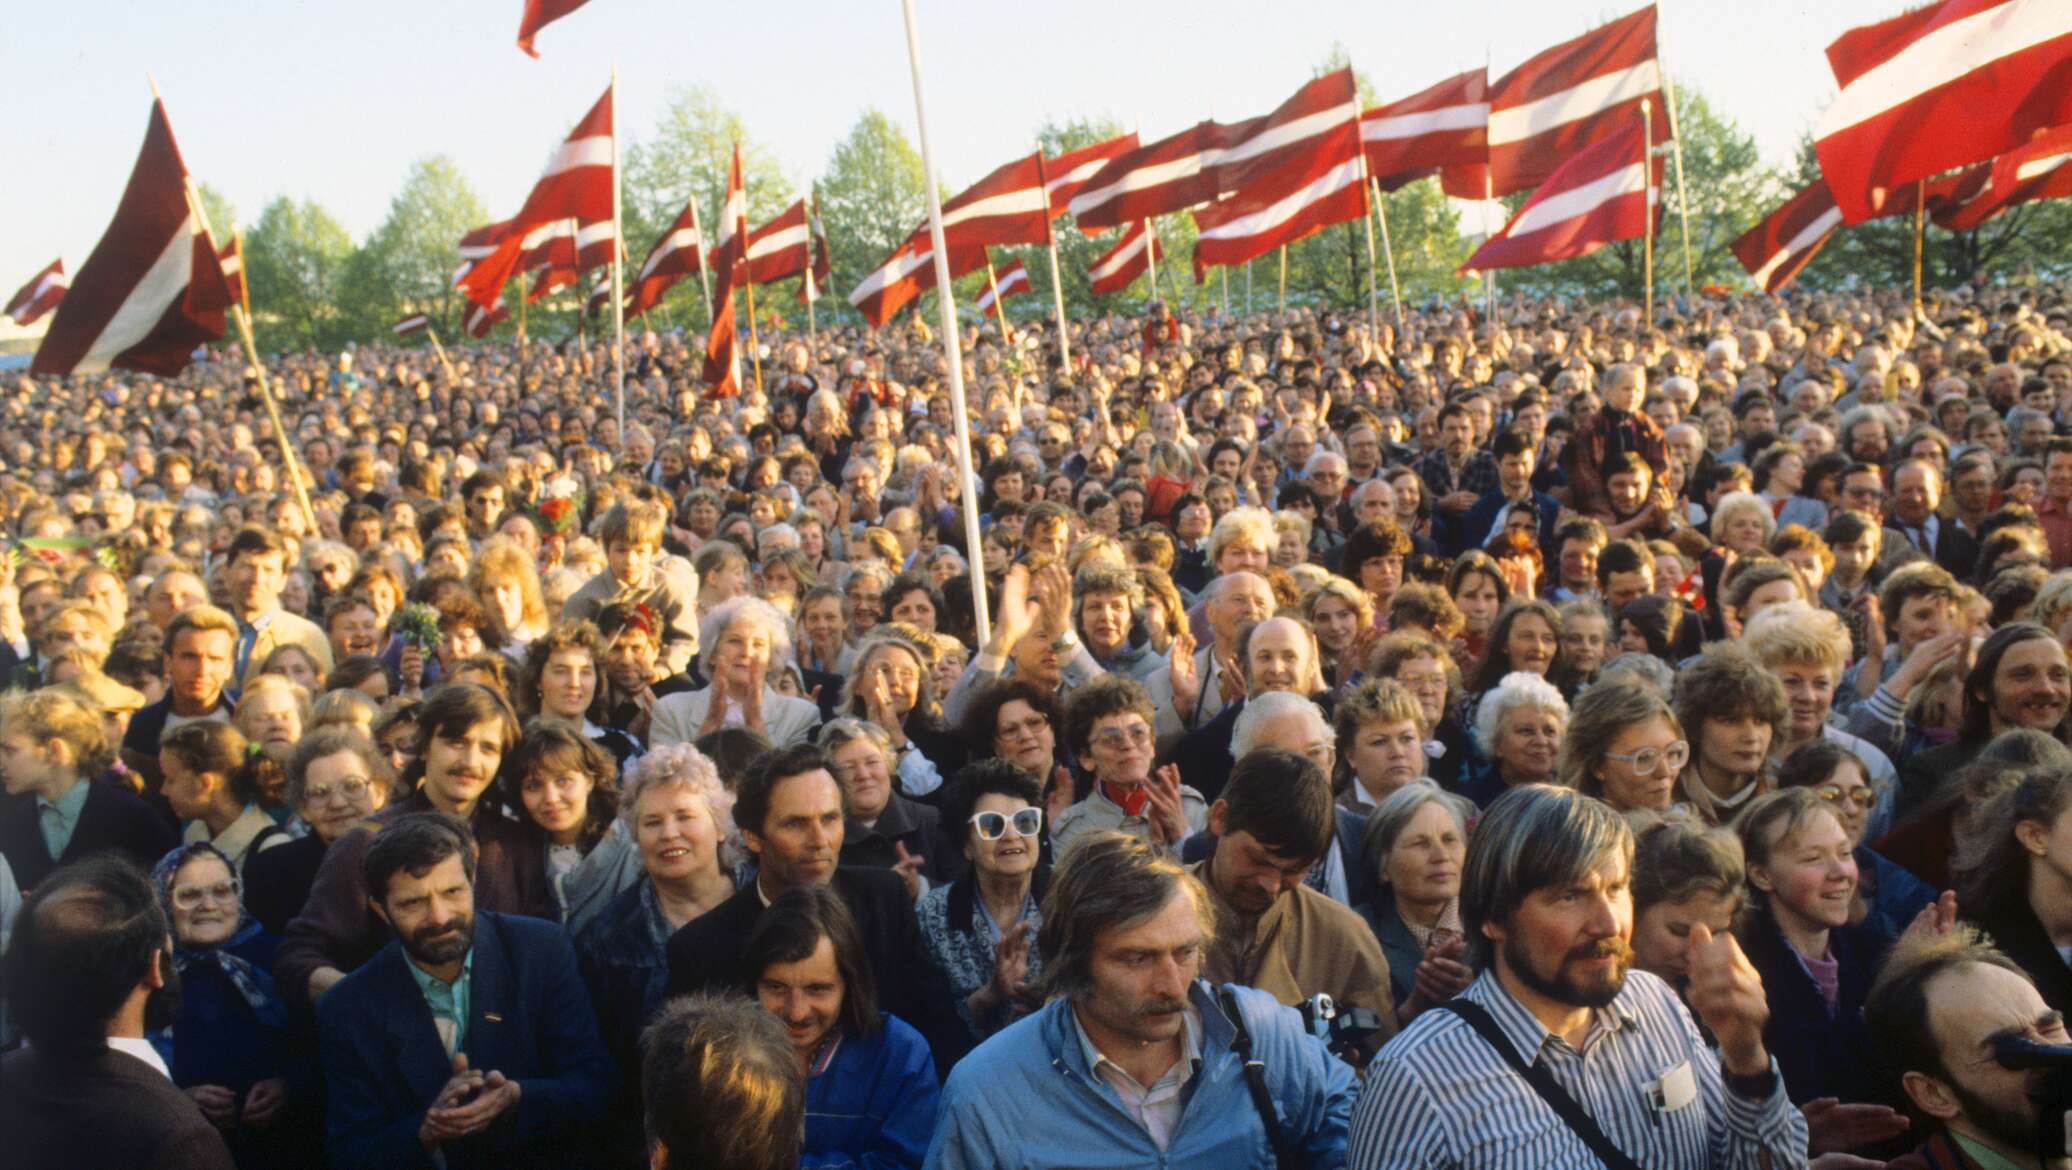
[1347,969,1807,1170]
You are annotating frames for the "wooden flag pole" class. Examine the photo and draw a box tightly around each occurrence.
[743,278,766,396]
[1356,159,1382,333]
[517,281,529,343]
[1913,179,1926,321]
[1641,98,1655,324]
[609,67,626,447]
[1482,169,1497,326]
[1277,245,1288,316]
[1035,148,1072,372]
[683,195,716,325]
[982,251,1015,347]
[425,325,459,385]
[899,0,989,645]
[1245,258,1253,317]
[1371,179,1405,330]
[1221,267,1229,320]
[1661,69,1697,301]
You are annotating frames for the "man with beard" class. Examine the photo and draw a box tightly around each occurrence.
[317,814,612,1170]
[1348,784,1807,1169]
[1865,926,2072,1170]
[1,856,235,1170]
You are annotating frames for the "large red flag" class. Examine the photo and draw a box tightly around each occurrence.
[1068,123,1218,232]
[461,85,614,310]
[848,237,984,327]
[5,260,67,327]
[1473,6,1669,198]
[1732,180,1842,294]
[975,260,1031,318]
[701,281,739,398]
[517,0,594,57]
[744,199,811,285]
[1193,122,1368,278]
[708,144,749,293]
[1044,133,1139,216]
[1361,69,1489,193]
[627,200,704,317]
[1936,124,2072,231]
[32,100,230,377]
[798,192,831,304]
[218,237,245,308]
[1209,69,1362,201]
[1461,121,1658,272]
[1088,221,1159,296]
[932,153,1053,250]
[464,297,509,338]
[1816,0,2072,223]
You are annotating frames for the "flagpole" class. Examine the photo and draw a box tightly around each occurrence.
[805,188,821,348]
[685,196,715,324]
[1641,98,1655,324]
[1277,245,1288,316]
[1371,179,1405,330]
[1483,169,1497,326]
[1142,217,1163,302]
[610,67,626,449]
[1356,158,1382,333]
[1660,68,1697,302]
[899,0,988,645]
[1246,258,1253,317]
[232,229,254,324]
[1913,179,1926,321]
[1035,148,1073,372]
[744,278,766,395]
[1220,267,1229,320]
[425,325,459,385]
[982,251,1014,347]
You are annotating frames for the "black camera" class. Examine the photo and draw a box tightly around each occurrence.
[1297,993,1388,1064]
[1992,1034,2072,1158]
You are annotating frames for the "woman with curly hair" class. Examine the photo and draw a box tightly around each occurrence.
[471,535,550,663]
[1303,577,1375,690]
[517,619,642,771]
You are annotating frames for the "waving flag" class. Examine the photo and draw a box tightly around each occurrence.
[464,297,508,339]
[1477,5,1669,198]
[1732,180,1842,294]
[517,0,594,57]
[1068,123,1217,233]
[1937,124,2072,231]
[1816,0,2072,223]
[1089,220,1160,296]
[1044,133,1139,215]
[459,84,614,310]
[704,145,747,394]
[976,260,1031,318]
[1361,69,1489,192]
[217,236,246,307]
[745,199,811,285]
[5,260,67,327]
[799,191,831,304]
[32,100,231,377]
[628,198,704,317]
[1193,121,1368,278]
[1210,69,1362,200]
[1461,121,1657,272]
[849,236,984,327]
[934,153,1054,250]
[393,313,430,336]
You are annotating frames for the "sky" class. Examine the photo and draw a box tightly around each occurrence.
[2,0,1904,305]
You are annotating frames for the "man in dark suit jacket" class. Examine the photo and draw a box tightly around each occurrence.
[0,775,177,893]
[317,814,612,1170]
[1890,457,1980,578]
[0,856,235,1170]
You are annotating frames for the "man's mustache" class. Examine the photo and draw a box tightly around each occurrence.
[1136,997,1188,1018]
[1570,936,1633,964]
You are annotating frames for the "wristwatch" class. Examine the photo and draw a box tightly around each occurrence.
[1721,1063,1778,1100]
[1051,633,1079,653]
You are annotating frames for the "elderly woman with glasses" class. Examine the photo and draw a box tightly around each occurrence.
[915,760,1049,1043]
[243,728,394,935]
[820,718,957,900]
[1557,679,1690,815]
[150,841,317,1168]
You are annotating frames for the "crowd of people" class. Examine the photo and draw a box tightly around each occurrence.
[4,282,2072,1170]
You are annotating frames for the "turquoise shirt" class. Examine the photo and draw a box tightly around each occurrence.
[36,777,91,861]
[405,946,475,1058]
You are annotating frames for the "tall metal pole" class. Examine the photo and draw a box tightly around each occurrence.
[610,67,626,446]
[1641,98,1655,324]
[1483,169,1497,325]
[1143,217,1162,299]
[1371,178,1405,329]
[899,0,989,644]
[1661,67,1697,301]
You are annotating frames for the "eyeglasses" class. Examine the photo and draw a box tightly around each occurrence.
[172,881,240,909]
[1816,783,1877,810]
[1602,741,1690,777]
[304,777,371,805]
[1092,725,1153,750]
[970,808,1043,841]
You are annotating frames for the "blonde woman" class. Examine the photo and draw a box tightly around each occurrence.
[471,535,551,662]
[0,689,176,887]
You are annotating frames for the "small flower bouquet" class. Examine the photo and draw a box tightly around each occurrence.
[538,495,580,537]
[394,602,443,653]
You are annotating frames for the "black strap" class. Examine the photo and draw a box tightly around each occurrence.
[1440,1000,1644,1170]
[1215,985,1297,1170]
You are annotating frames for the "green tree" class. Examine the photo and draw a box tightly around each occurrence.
[195,182,238,240]
[333,156,487,342]
[244,197,355,350]
[819,108,927,321]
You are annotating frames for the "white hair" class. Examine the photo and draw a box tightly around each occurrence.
[697,596,795,675]
[1231,691,1330,758]
[1473,671,1570,758]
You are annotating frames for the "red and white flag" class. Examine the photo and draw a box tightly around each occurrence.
[701,279,739,398]
[1475,5,1669,198]
[460,84,614,310]
[393,313,430,336]
[1088,220,1160,296]
[798,192,831,304]
[976,260,1031,318]
[932,153,1054,250]
[1068,122,1217,233]
[848,236,984,327]
[464,297,508,339]
[5,260,67,327]
[1208,69,1362,200]
[517,0,593,57]
[1460,121,1657,272]
[628,199,704,317]
[745,199,811,285]
[217,236,246,308]
[708,143,749,293]
[1732,180,1842,294]
[31,100,230,378]
[1816,0,2072,224]
[1361,69,1489,192]
[1192,121,1368,278]
[1043,133,1139,216]
[1937,124,2072,231]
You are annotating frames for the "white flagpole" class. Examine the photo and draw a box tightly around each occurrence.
[686,194,715,324]
[804,188,820,346]
[1660,69,1697,302]
[1641,98,1655,323]
[1356,159,1381,333]
[1371,178,1405,330]
[1143,217,1162,300]
[1036,147,1073,372]
[610,67,626,447]
[898,0,989,645]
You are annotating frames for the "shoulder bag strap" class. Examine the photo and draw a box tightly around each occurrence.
[1439,999,1644,1170]
[1215,984,1297,1170]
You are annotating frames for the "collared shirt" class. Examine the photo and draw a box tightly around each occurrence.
[405,947,475,1058]
[107,1035,171,1080]
[1952,1129,2038,1170]
[36,778,91,861]
[233,609,283,679]
[1348,968,1807,1170]
[1073,1004,1202,1153]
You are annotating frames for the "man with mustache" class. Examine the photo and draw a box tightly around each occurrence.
[275,684,553,1007]
[316,814,612,1170]
[927,831,1357,1169]
[1348,784,1809,1169]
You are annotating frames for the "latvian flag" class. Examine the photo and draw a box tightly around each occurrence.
[1089,221,1159,297]
[1460,121,1658,272]
[393,313,430,336]
[218,237,245,306]
[1732,181,1841,294]
[6,260,67,327]
[976,260,1031,318]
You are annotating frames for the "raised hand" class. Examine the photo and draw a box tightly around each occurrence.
[1168,627,1201,721]
[1902,890,1959,941]
[991,563,1036,653]
[990,920,1034,1002]
[1033,561,1073,637]
[1214,651,1248,708]
[1144,765,1191,845]
[1685,922,1771,1076]
[1407,933,1473,1015]
[893,841,927,901]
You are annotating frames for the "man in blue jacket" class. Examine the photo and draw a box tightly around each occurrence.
[317,813,612,1170]
[925,831,1356,1170]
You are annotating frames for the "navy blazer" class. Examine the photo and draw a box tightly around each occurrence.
[0,779,177,891]
[316,911,614,1170]
[1457,488,1562,560]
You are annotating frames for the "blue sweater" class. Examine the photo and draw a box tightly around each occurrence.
[804,1013,940,1170]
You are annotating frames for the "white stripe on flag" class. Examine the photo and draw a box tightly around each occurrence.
[1363,103,1490,141]
[539,136,614,177]
[1751,206,1843,288]
[747,223,810,258]
[640,229,700,280]
[942,187,1049,227]
[32,272,68,299]
[576,221,615,248]
[849,248,933,306]
[219,253,243,276]
[1047,157,1112,196]
[1488,60,1660,146]
[1090,233,1149,281]
[1071,154,1207,215]
[1508,161,1649,237]
[1819,0,2072,135]
[77,219,197,374]
[1198,157,1365,242]
[1214,101,1362,167]
[2016,150,2072,181]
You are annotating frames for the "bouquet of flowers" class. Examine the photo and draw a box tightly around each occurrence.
[537,495,580,537]
[393,602,443,653]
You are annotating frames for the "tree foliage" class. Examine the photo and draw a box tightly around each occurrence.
[818,109,927,317]
[244,197,355,350]
[332,156,488,342]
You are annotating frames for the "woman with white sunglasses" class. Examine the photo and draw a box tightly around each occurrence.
[1559,677,1691,815]
[915,759,1049,1043]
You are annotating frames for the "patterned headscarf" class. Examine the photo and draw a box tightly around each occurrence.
[149,842,285,1030]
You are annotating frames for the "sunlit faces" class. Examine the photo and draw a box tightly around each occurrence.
[1452,571,1502,638]
[421,718,508,815]
[1505,612,1559,677]
[991,699,1055,776]
[1244,619,1314,697]
[1383,799,1464,909]
[1695,713,1773,782]
[166,627,235,712]
[1750,805,1858,934]
[1309,593,1362,657]
[1893,594,1956,653]
[1488,852,1632,1010]
[744,769,844,891]
[1347,717,1425,802]
[1076,887,1205,1049]
[1591,717,1686,812]
[1773,660,1838,743]
[1630,889,1736,986]
[1079,711,1155,788]
[376,851,476,970]
[830,735,893,823]
[298,749,383,843]
[1209,812,1316,915]
[965,792,1040,876]
[239,686,303,755]
[758,934,845,1059]
[710,617,776,693]
[520,764,592,845]
[1079,590,1134,658]
[1560,612,1608,678]
[633,783,723,883]
[1986,636,2072,734]
[1494,704,1563,783]
[168,853,242,949]
[608,539,657,589]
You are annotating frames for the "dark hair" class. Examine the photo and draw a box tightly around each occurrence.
[1962,621,2068,744]
[1219,748,1335,864]
[408,682,520,789]
[497,722,620,851]
[739,885,878,1040]
[1865,925,2031,1107]
[361,811,477,904]
[3,856,169,1059]
[1342,517,1413,579]
[160,720,283,807]
[735,743,839,836]
[1062,675,1156,763]
[225,525,287,566]
[1460,784,1633,968]
[516,619,607,722]
[1596,539,1654,588]
[883,575,944,622]
[1491,428,1534,460]
[641,993,804,1170]
[1038,831,1210,1000]
[938,759,1044,851]
[960,678,1061,760]
[325,654,390,695]
[1467,598,1564,693]
[694,726,776,788]
[1775,738,1866,795]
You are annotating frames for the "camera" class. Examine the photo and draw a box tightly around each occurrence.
[1993,1034,2072,1157]
[1296,993,1388,1064]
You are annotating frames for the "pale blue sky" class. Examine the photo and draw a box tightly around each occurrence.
[3,0,1899,295]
